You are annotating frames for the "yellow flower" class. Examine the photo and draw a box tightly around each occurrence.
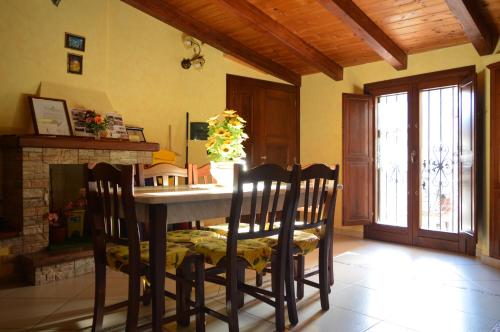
[219,144,233,155]
[229,118,242,128]
[215,128,227,136]
[205,139,216,149]
[236,116,246,123]
[223,131,232,139]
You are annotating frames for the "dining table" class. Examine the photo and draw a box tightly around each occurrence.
[133,183,297,331]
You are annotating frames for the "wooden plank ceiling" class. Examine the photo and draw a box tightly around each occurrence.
[122,0,499,85]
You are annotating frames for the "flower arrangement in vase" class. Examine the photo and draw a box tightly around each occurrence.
[48,212,66,244]
[84,111,109,139]
[206,109,248,186]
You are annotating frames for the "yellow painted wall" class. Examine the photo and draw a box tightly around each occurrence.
[301,43,500,256]
[0,0,285,166]
[1,0,498,256]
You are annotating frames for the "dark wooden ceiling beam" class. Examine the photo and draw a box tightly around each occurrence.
[121,0,301,86]
[214,0,343,81]
[445,0,498,55]
[317,0,407,70]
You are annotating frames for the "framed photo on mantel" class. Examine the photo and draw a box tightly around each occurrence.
[28,96,73,136]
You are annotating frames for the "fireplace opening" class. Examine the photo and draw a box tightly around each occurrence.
[48,164,91,251]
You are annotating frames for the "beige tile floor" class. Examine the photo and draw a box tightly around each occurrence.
[1,235,499,331]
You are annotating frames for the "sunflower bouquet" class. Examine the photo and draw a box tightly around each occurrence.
[205,110,248,162]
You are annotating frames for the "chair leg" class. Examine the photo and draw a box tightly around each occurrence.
[328,237,334,287]
[295,255,305,300]
[176,263,191,326]
[272,257,285,332]
[92,261,106,332]
[237,263,246,309]
[126,271,141,330]
[285,252,298,326]
[194,256,205,332]
[226,265,240,332]
[256,271,263,287]
[319,242,330,311]
[142,277,151,306]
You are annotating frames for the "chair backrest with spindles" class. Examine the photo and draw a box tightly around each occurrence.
[188,163,215,185]
[295,164,340,236]
[226,163,301,270]
[85,163,141,268]
[137,163,188,187]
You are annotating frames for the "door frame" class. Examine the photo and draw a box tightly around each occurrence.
[362,66,478,254]
[226,74,301,166]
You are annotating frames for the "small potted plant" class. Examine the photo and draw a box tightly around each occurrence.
[48,212,66,244]
[84,110,109,140]
[206,109,248,186]
[64,190,87,238]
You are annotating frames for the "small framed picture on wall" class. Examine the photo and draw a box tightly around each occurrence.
[67,53,83,75]
[65,33,85,52]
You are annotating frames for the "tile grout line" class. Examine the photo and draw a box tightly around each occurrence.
[28,280,95,330]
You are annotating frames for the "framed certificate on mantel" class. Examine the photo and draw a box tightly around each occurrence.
[28,96,73,136]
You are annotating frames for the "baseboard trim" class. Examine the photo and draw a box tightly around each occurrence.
[334,227,363,239]
[480,254,500,269]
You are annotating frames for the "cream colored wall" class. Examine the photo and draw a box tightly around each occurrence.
[0,0,109,134]
[0,0,285,166]
[301,43,500,255]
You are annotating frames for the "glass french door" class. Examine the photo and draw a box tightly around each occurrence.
[365,71,476,254]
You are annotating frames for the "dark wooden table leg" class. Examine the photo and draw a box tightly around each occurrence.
[149,204,167,332]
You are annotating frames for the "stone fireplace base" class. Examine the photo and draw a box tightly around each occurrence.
[0,135,158,284]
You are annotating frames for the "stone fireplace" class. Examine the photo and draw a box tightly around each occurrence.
[0,135,158,284]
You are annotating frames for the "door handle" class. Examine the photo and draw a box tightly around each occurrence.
[260,155,267,160]
[411,150,417,164]
[337,184,344,190]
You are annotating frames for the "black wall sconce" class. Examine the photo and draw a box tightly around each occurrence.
[181,36,205,70]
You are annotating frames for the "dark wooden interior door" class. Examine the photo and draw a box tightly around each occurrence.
[489,61,500,259]
[226,75,299,167]
[342,93,374,226]
[458,73,477,255]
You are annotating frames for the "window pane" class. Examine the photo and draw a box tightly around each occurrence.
[376,93,408,227]
[419,86,459,233]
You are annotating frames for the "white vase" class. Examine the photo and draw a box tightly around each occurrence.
[210,161,235,187]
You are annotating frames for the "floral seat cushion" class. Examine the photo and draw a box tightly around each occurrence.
[106,241,190,273]
[295,221,325,238]
[194,238,272,272]
[258,230,320,255]
[166,229,222,245]
[206,222,279,237]
[208,220,324,241]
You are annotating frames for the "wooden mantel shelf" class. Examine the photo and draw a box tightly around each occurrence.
[0,135,160,152]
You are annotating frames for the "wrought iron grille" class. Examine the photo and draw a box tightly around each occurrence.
[420,86,459,233]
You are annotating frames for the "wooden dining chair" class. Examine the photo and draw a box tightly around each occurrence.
[85,163,206,331]
[192,163,301,331]
[293,164,340,310]
[136,162,188,186]
[188,163,214,185]
[187,163,216,229]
